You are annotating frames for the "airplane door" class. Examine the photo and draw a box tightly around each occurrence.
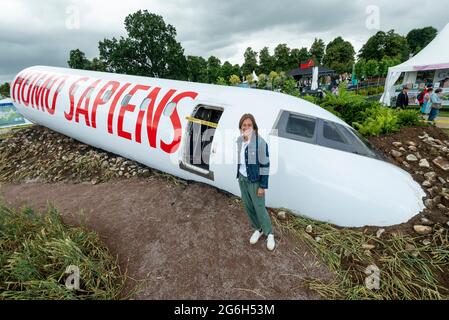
[179,104,223,180]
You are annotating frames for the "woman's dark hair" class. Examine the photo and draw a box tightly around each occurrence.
[239,113,259,134]
[435,88,443,93]
[428,87,434,92]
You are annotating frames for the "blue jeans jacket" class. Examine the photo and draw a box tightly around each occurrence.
[236,132,270,189]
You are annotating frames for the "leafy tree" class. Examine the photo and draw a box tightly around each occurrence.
[273,44,291,72]
[258,47,274,74]
[98,10,187,80]
[309,38,325,65]
[257,73,267,89]
[406,26,437,55]
[187,55,208,83]
[68,49,91,69]
[290,47,310,70]
[0,82,10,98]
[221,61,238,84]
[241,47,258,76]
[282,78,299,97]
[354,59,366,80]
[229,74,241,86]
[215,77,227,85]
[365,59,379,78]
[206,56,222,84]
[359,30,410,62]
[323,37,355,74]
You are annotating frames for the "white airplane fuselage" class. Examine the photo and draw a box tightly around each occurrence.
[10,66,426,227]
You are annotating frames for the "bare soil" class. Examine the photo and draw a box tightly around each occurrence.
[0,179,332,300]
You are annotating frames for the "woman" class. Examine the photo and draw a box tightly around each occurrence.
[421,87,433,115]
[428,88,443,123]
[236,114,275,251]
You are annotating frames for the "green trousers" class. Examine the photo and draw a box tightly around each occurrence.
[238,174,273,235]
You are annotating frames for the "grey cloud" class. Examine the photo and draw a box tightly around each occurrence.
[1,0,449,82]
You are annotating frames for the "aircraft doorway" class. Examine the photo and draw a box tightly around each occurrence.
[180,105,223,180]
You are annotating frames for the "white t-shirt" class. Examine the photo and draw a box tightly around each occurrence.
[239,138,250,177]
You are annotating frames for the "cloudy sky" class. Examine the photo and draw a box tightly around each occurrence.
[1,0,448,82]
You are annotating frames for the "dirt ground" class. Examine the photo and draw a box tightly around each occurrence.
[0,179,332,300]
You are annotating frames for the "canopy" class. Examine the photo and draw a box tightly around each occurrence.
[381,23,449,105]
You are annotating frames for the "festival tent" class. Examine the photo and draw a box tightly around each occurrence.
[381,23,449,106]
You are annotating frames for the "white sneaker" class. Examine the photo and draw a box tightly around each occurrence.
[267,234,275,251]
[250,230,263,245]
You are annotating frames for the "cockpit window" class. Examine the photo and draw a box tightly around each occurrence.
[273,109,384,161]
[275,111,317,144]
[286,114,316,138]
[323,121,347,143]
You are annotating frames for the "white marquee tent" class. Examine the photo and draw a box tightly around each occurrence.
[381,23,449,106]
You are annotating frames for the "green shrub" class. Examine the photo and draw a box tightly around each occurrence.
[396,109,422,127]
[353,107,401,136]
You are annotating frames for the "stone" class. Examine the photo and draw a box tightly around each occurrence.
[420,217,434,225]
[305,225,313,234]
[413,225,432,235]
[437,204,447,210]
[390,150,403,158]
[422,239,432,246]
[424,172,437,181]
[419,159,430,168]
[315,236,322,242]
[402,161,411,169]
[392,142,402,147]
[433,157,449,171]
[362,244,376,250]
[407,141,417,147]
[277,211,286,220]
[376,228,385,238]
[422,180,432,187]
[399,147,407,152]
[438,177,446,185]
[406,154,418,162]
[408,146,418,152]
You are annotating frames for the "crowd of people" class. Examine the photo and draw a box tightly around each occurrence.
[396,85,444,123]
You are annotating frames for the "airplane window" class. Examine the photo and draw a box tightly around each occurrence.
[121,94,132,106]
[139,98,150,111]
[102,90,113,102]
[86,87,94,99]
[286,114,316,138]
[323,121,347,143]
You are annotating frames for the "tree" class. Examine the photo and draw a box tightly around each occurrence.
[257,73,267,89]
[406,26,437,55]
[323,37,355,74]
[290,48,310,70]
[241,47,258,76]
[258,47,274,74]
[98,10,187,80]
[359,30,410,62]
[354,59,366,80]
[221,61,237,84]
[273,44,291,72]
[206,56,222,84]
[215,77,227,85]
[68,49,90,69]
[187,55,208,83]
[309,38,325,65]
[0,82,10,98]
[364,59,379,78]
[229,75,241,86]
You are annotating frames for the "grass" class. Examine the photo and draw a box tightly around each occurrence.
[0,199,133,300]
[279,214,449,300]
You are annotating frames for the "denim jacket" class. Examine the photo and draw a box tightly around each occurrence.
[236,131,270,189]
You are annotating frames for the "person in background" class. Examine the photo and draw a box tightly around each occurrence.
[418,85,431,113]
[428,88,443,123]
[421,87,434,116]
[396,86,409,109]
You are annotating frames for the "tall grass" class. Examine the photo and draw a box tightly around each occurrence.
[281,215,449,300]
[0,201,129,300]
